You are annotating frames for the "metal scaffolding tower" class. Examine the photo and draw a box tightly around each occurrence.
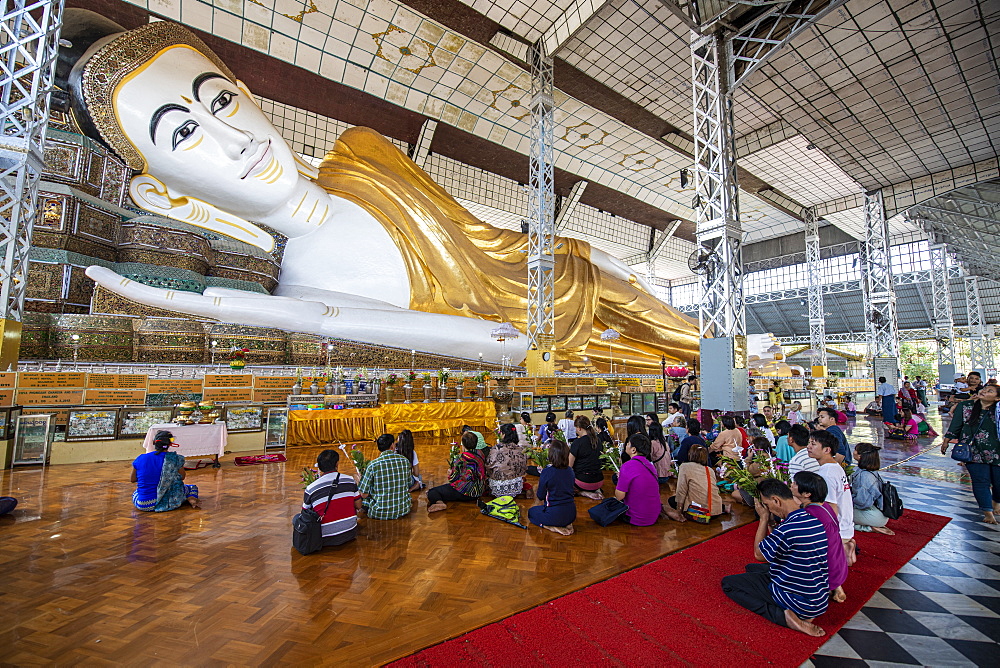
[804,206,826,369]
[0,0,63,368]
[927,235,956,380]
[862,190,899,359]
[691,32,747,410]
[525,40,555,373]
[964,275,994,374]
[692,33,744,346]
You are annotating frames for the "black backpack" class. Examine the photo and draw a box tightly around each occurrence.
[873,472,903,520]
[292,476,338,555]
[672,382,688,402]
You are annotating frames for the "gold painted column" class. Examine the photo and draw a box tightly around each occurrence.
[0,319,22,371]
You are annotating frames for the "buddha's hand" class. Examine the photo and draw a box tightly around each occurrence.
[85,266,336,333]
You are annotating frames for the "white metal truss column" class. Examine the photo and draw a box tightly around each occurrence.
[927,237,956,372]
[804,206,826,368]
[553,179,586,233]
[862,190,899,359]
[409,119,436,169]
[0,0,63,360]
[964,275,993,373]
[526,40,555,354]
[691,32,744,349]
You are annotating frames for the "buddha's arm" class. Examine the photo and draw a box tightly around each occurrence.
[86,266,525,363]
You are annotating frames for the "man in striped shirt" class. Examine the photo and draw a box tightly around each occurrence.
[303,449,361,547]
[722,478,829,636]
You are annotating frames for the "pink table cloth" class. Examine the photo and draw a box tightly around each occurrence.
[143,423,228,458]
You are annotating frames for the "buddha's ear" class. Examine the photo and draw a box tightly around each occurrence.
[128,173,276,253]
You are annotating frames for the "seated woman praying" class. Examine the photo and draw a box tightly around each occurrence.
[528,438,577,535]
[427,431,487,512]
[614,434,663,526]
[667,443,728,522]
[487,423,530,498]
[646,416,674,483]
[394,429,423,491]
[850,442,895,535]
[570,416,605,500]
[131,431,200,511]
[792,471,849,603]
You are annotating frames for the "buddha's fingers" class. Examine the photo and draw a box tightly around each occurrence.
[84,266,330,331]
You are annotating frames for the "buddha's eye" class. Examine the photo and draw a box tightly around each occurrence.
[171,120,199,149]
[212,90,235,114]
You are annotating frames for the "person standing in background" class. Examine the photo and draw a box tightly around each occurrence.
[679,375,696,418]
[914,376,928,408]
[876,376,897,424]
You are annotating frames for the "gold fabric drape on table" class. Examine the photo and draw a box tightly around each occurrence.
[287,403,496,446]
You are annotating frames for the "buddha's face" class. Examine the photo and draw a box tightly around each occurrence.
[114,45,299,219]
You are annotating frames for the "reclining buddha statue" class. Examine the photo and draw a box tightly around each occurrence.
[56,10,698,371]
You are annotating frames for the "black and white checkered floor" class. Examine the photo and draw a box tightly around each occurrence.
[805,473,1000,667]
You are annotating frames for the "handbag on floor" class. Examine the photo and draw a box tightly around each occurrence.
[588,497,629,526]
[292,478,338,555]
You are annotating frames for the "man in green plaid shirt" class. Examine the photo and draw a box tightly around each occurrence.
[358,433,413,519]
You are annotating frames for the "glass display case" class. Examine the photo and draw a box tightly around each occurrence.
[118,407,175,437]
[225,404,265,433]
[0,407,10,441]
[264,406,287,451]
[13,413,55,465]
[597,394,612,410]
[580,395,596,410]
[566,396,582,411]
[531,395,549,413]
[66,408,119,441]
[549,396,567,411]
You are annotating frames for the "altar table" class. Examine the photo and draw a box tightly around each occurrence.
[143,422,228,458]
[287,402,496,446]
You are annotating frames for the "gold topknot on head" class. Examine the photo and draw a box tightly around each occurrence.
[80,20,236,171]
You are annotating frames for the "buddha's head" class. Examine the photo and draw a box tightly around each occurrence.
[57,10,308,250]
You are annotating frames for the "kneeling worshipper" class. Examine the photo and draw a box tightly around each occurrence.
[792,471,849,604]
[528,439,577,535]
[358,433,413,520]
[131,431,200,511]
[302,449,362,547]
[427,431,487,512]
[487,423,530,497]
[721,478,829,637]
[613,434,663,526]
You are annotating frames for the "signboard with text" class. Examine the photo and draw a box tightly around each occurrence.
[202,387,254,402]
[204,374,253,388]
[17,372,87,388]
[86,373,149,389]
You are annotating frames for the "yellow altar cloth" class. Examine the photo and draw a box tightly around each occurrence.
[287,402,496,446]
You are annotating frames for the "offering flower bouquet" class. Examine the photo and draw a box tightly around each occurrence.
[448,441,461,468]
[600,440,622,473]
[421,372,431,384]
[718,450,790,499]
[229,347,248,370]
[437,368,450,384]
[338,443,372,476]
[385,373,399,386]
[406,370,417,384]
[300,467,319,487]
[474,371,491,383]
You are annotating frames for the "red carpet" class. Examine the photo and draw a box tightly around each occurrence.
[390,509,949,667]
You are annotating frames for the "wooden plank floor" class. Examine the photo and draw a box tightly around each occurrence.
[0,441,753,666]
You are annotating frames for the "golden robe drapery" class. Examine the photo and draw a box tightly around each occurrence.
[318,127,699,372]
